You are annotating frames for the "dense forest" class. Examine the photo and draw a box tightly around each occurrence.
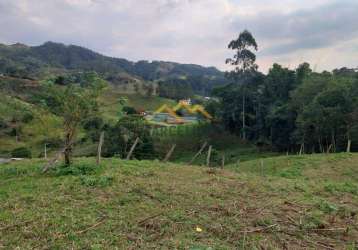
[212,31,358,153]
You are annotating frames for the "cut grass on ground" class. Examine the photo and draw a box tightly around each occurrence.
[0,153,357,249]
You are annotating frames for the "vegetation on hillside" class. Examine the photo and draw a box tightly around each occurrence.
[0,74,177,158]
[0,89,63,158]
[213,30,358,154]
[0,41,227,97]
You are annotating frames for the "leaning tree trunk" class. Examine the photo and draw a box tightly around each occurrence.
[64,142,73,166]
[299,133,305,155]
[347,131,352,153]
[318,136,323,153]
[64,129,75,166]
[331,130,336,153]
[299,143,304,155]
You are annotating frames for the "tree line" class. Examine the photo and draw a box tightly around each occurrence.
[212,30,358,153]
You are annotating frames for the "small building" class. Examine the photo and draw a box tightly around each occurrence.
[149,101,212,125]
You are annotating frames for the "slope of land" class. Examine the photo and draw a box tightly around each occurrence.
[0,76,176,156]
[0,42,227,91]
[99,86,177,122]
[0,153,357,249]
[0,90,63,157]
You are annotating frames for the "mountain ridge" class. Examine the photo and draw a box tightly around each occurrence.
[0,41,225,81]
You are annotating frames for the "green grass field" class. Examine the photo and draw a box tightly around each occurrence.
[99,86,176,122]
[0,153,357,249]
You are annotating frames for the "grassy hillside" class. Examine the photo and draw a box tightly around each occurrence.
[0,76,177,155]
[0,92,63,157]
[99,86,177,122]
[0,153,357,249]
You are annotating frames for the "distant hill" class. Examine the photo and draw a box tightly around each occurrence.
[0,42,228,155]
[0,41,227,95]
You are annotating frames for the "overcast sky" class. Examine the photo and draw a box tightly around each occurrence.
[0,0,357,72]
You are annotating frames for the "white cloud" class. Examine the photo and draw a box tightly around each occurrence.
[0,0,357,72]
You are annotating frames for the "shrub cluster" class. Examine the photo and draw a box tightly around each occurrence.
[11,147,32,158]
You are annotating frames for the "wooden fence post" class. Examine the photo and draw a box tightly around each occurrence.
[189,142,208,165]
[126,137,139,160]
[44,144,47,160]
[96,131,104,165]
[206,145,212,167]
[163,144,176,162]
[236,159,240,168]
[347,139,352,153]
[221,154,225,169]
[299,143,304,155]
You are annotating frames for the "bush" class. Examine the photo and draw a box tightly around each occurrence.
[103,116,156,159]
[79,175,114,187]
[209,149,222,167]
[122,106,137,115]
[21,112,34,123]
[83,117,104,130]
[0,118,8,129]
[53,162,98,176]
[83,117,105,142]
[41,138,63,148]
[0,167,28,178]
[317,200,338,214]
[11,147,32,158]
[324,182,358,195]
